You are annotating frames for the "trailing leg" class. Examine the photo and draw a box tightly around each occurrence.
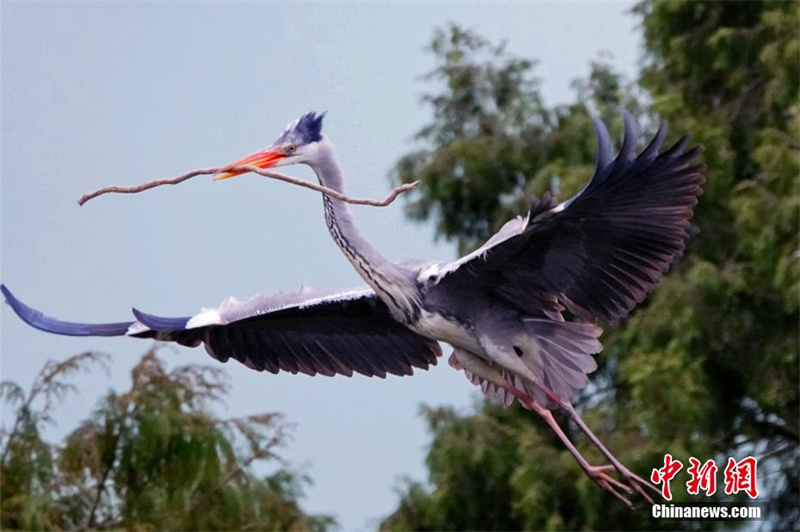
[450,348,641,506]
[558,401,659,504]
[507,387,635,506]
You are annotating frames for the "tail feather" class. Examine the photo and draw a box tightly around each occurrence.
[519,318,603,406]
[1,285,133,337]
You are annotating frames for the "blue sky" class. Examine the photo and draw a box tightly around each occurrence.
[2,2,640,529]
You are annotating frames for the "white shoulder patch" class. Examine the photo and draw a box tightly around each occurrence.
[417,216,528,285]
[186,308,227,329]
[417,262,448,284]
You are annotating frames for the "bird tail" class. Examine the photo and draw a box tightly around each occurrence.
[517,318,603,407]
[2,284,134,337]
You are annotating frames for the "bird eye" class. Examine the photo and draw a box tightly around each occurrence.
[288,145,297,153]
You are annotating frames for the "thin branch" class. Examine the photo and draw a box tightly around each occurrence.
[85,459,114,530]
[77,166,418,207]
[185,448,265,517]
[185,415,288,516]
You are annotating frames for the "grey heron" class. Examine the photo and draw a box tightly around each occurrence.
[2,111,705,506]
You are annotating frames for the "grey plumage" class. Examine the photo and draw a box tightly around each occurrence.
[3,111,705,505]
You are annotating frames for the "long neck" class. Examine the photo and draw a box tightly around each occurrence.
[308,141,422,323]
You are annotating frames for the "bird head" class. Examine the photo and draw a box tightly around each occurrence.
[214,111,326,180]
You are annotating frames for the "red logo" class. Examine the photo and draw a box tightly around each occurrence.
[686,457,718,496]
[723,457,759,499]
[651,455,759,500]
[651,454,683,501]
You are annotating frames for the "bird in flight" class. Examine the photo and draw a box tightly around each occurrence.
[3,111,705,506]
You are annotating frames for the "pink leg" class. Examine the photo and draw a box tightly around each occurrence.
[508,388,635,507]
[558,401,659,504]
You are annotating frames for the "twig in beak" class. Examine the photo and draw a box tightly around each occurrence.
[76,165,418,207]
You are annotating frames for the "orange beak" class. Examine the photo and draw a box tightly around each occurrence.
[214,147,287,181]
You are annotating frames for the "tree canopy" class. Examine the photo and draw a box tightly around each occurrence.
[0,350,335,531]
[384,2,798,530]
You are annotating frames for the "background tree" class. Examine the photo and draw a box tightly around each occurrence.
[384,2,798,530]
[0,349,336,531]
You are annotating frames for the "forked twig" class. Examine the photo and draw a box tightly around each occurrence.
[77,165,418,207]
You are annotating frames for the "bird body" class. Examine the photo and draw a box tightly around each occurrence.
[3,110,705,505]
[308,138,575,393]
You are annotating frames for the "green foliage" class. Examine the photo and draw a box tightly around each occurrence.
[384,3,798,530]
[392,24,549,254]
[1,349,335,531]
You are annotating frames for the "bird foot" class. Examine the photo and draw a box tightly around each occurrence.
[607,463,660,505]
[584,464,635,507]
[585,464,660,506]
[553,400,661,506]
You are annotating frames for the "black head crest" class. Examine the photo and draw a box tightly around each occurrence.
[278,111,326,146]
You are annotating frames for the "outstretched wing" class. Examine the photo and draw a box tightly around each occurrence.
[430,114,706,324]
[1,285,441,378]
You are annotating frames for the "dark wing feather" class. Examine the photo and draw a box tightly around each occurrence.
[2,285,441,378]
[435,114,706,323]
[1,285,134,336]
[201,293,441,378]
